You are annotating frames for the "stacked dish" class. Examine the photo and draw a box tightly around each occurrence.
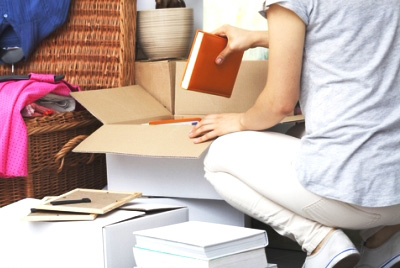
[137,8,194,60]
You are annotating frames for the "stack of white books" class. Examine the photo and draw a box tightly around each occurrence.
[133,221,276,268]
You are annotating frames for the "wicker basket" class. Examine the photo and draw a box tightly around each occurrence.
[0,111,107,207]
[0,0,137,207]
[0,0,137,90]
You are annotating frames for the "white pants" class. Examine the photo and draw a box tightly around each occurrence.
[204,130,400,253]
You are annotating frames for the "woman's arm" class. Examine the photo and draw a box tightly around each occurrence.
[189,4,306,143]
[241,4,305,130]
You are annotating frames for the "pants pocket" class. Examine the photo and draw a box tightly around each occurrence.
[302,198,381,229]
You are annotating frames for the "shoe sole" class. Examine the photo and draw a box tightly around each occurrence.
[331,252,360,268]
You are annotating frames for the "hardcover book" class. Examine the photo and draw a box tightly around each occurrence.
[133,221,269,260]
[181,31,244,98]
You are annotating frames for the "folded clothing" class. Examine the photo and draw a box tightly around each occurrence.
[35,93,76,113]
[0,73,80,178]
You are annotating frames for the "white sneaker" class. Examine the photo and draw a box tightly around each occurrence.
[303,230,360,268]
[356,231,400,268]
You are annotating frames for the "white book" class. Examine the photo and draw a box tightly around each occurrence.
[133,247,268,268]
[133,221,269,259]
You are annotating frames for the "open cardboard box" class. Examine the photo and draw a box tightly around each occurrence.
[72,60,303,159]
[71,84,211,158]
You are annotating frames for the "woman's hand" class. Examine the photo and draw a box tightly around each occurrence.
[212,25,269,64]
[189,113,245,144]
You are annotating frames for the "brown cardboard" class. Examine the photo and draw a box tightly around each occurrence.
[73,124,210,158]
[71,86,172,125]
[71,85,212,158]
[135,60,178,113]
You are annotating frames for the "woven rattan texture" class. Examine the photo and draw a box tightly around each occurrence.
[0,111,107,207]
[0,0,137,90]
[0,0,137,207]
[0,178,27,208]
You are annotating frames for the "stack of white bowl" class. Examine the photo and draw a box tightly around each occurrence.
[137,8,194,60]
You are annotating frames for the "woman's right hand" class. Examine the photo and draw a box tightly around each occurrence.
[189,113,245,144]
[212,25,269,64]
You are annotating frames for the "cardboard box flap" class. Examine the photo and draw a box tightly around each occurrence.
[71,85,172,125]
[135,60,177,113]
[281,115,304,124]
[73,124,211,158]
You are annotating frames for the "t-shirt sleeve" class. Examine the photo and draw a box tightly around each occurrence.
[260,0,309,25]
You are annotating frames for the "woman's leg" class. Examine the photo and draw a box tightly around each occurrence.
[204,131,399,253]
[204,170,332,253]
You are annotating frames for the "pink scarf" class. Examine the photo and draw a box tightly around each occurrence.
[0,74,80,178]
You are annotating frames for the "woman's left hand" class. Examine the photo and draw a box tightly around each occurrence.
[189,113,245,144]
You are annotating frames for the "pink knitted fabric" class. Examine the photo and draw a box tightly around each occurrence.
[0,74,80,178]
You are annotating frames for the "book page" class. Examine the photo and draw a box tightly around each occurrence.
[182,31,204,89]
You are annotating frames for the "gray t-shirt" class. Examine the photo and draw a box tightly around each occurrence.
[264,0,400,207]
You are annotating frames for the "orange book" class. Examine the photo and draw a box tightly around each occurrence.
[181,30,244,98]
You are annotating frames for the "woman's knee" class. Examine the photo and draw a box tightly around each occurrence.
[204,133,241,172]
[204,131,297,171]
